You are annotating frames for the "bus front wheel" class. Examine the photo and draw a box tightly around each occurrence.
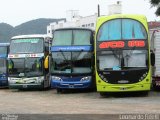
[56,88,62,93]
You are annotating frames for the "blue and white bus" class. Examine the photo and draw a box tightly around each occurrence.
[0,43,9,87]
[8,34,51,89]
[50,28,95,92]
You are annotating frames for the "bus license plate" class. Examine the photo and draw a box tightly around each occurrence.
[69,85,74,88]
[120,87,127,90]
[23,85,28,88]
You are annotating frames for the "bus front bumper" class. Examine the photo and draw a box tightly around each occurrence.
[51,80,92,89]
[97,83,151,92]
[9,84,44,89]
[0,79,8,87]
[8,76,44,89]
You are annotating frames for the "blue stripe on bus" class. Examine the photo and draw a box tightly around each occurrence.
[0,54,7,58]
[51,46,93,52]
[0,43,10,46]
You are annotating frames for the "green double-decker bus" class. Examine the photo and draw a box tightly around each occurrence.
[95,14,153,95]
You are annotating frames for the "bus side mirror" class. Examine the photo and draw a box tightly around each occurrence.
[151,52,155,66]
[44,55,49,69]
[90,32,94,44]
[49,53,52,56]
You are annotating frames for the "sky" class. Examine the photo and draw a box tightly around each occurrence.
[0,0,158,26]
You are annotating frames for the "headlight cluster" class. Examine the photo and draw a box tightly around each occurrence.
[0,74,6,79]
[1,76,6,79]
[8,80,15,84]
[37,77,44,83]
[99,74,108,82]
[139,72,148,81]
[81,76,91,81]
[52,76,62,81]
[8,78,19,84]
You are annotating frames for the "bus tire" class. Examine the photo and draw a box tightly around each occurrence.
[141,91,149,96]
[100,92,106,97]
[56,88,62,93]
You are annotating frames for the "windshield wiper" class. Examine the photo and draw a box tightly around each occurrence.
[73,50,84,61]
[59,50,68,61]
[123,46,136,67]
[109,48,123,68]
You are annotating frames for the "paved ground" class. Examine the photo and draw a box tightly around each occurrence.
[0,89,160,115]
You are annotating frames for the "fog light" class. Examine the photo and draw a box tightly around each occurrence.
[52,76,62,81]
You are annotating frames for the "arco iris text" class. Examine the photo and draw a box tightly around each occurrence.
[99,40,145,49]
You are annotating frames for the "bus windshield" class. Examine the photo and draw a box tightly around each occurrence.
[10,38,44,54]
[97,19,147,41]
[97,18,148,71]
[53,29,92,46]
[0,59,6,73]
[51,52,92,74]
[8,58,43,77]
[98,50,147,70]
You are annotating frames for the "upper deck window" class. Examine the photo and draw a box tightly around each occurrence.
[10,38,43,54]
[53,29,92,46]
[97,19,147,41]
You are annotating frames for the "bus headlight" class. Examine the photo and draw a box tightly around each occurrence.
[103,78,108,82]
[99,74,108,82]
[139,73,148,81]
[81,76,91,81]
[1,74,6,79]
[37,77,44,83]
[8,80,14,84]
[52,76,62,81]
[8,78,17,84]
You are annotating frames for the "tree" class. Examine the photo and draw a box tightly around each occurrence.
[150,0,160,16]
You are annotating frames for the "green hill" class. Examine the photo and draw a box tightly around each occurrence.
[0,23,14,42]
[0,18,65,42]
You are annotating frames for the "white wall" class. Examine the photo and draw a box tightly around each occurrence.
[47,13,97,37]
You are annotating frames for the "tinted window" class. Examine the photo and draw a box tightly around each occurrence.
[10,38,43,54]
[97,19,147,41]
[53,29,92,46]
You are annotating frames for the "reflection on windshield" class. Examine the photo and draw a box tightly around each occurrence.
[8,58,43,77]
[0,59,6,73]
[51,52,92,74]
[98,50,147,70]
[53,30,91,46]
[10,38,44,54]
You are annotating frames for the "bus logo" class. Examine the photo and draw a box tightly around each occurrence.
[99,41,125,49]
[99,40,145,49]
[128,41,145,47]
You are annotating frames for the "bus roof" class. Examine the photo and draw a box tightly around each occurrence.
[0,43,10,46]
[11,34,51,40]
[54,27,94,32]
[98,14,147,21]
[96,14,148,32]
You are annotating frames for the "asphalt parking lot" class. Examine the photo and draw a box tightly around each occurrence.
[0,89,160,115]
